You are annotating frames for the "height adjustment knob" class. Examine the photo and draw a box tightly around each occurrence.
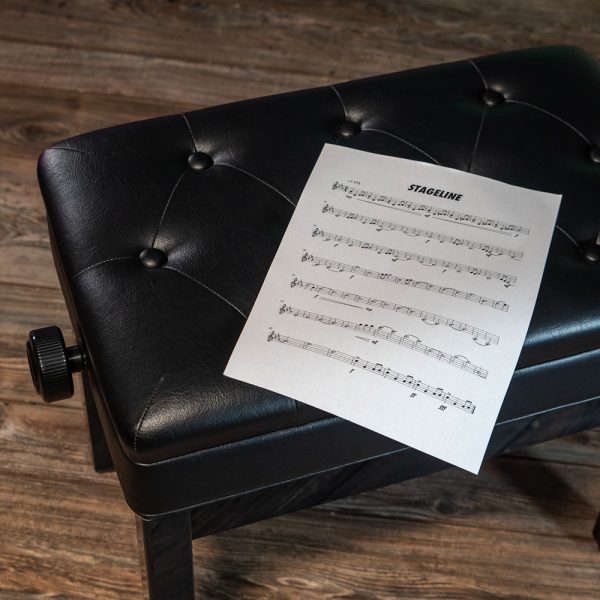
[26,326,85,403]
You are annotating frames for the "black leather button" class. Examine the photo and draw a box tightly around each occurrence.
[335,121,361,138]
[482,89,505,107]
[581,243,600,262]
[589,146,600,164]
[187,151,213,170]
[140,248,167,268]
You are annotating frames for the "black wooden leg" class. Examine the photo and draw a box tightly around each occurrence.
[594,512,600,550]
[136,511,195,600]
[81,370,113,472]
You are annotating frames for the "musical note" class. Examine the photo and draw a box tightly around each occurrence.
[312,228,517,287]
[279,304,488,378]
[300,253,510,312]
[267,331,476,414]
[290,278,499,345]
[322,203,523,259]
[331,181,529,236]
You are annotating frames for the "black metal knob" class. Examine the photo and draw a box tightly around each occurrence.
[26,326,85,403]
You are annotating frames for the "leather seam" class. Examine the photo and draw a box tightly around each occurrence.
[468,58,488,88]
[554,224,581,251]
[163,264,248,319]
[467,106,487,172]
[495,395,600,426]
[467,58,592,146]
[330,84,441,165]
[130,392,600,468]
[135,394,600,517]
[466,58,586,247]
[330,84,348,119]
[138,445,413,517]
[73,256,137,279]
[133,374,166,458]
[150,167,189,248]
[361,127,441,165]
[181,113,199,152]
[216,162,296,207]
[505,99,591,145]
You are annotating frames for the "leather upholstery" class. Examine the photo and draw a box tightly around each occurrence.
[38,46,600,515]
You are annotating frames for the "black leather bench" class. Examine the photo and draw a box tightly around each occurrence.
[26,46,600,599]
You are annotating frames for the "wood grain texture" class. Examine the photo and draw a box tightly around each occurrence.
[1,1,599,598]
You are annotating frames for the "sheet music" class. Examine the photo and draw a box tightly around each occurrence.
[224,144,561,473]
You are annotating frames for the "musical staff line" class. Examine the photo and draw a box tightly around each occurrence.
[332,181,530,237]
[312,227,517,287]
[290,278,499,346]
[319,296,360,309]
[301,252,509,312]
[279,304,488,378]
[267,331,476,414]
[322,203,523,260]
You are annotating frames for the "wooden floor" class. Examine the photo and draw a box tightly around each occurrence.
[1,1,600,598]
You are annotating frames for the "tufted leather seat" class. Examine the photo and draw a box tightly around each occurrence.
[37,46,600,517]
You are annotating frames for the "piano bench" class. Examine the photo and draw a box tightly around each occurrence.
[27,46,600,598]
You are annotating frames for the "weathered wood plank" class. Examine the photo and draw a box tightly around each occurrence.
[194,506,600,599]
[0,357,81,409]
[1,1,599,82]
[511,429,600,468]
[0,284,69,356]
[0,242,58,289]
[0,398,599,599]
[0,83,198,155]
[0,39,311,108]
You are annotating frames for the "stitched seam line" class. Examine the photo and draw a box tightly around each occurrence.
[216,163,296,207]
[468,59,488,88]
[73,256,137,279]
[468,106,487,172]
[134,375,166,457]
[131,393,600,471]
[554,224,580,251]
[143,445,414,516]
[181,113,199,152]
[164,265,248,319]
[151,167,189,248]
[506,99,591,145]
[496,395,600,426]
[494,414,540,454]
[330,84,348,119]
[361,128,441,165]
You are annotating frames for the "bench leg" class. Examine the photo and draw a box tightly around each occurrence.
[81,370,113,472]
[136,511,195,600]
[594,512,600,550]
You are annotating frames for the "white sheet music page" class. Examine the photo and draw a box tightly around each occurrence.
[224,144,561,473]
